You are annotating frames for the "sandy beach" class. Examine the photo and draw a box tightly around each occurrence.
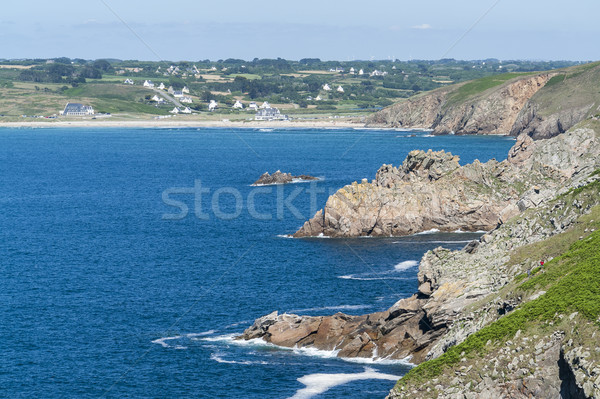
[0,118,370,129]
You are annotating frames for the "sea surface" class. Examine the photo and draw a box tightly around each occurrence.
[0,127,515,398]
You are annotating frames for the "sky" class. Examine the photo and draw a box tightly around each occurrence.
[1,0,599,61]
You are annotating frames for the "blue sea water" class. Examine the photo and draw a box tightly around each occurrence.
[0,127,515,398]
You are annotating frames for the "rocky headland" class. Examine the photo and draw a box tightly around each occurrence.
[251,170,318,186]
[293,121,599,238]
[368,62,600,140]
[239,119,600,397]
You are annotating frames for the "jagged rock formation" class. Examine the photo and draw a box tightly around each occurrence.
[293,124,599,238]
[252,170,318,186]
[239,124,600,374]
[368,62,600,139]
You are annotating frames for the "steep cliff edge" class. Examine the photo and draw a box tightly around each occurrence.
[368,62,600,139]
[239,123,600,377]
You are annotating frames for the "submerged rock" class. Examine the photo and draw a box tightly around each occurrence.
[252,170,318,186]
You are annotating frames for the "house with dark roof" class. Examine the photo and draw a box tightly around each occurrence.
[59,103,95,116]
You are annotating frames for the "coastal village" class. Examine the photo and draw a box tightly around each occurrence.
[0,58,575,122]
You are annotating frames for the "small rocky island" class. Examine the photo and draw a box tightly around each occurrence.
[252,170,319,186]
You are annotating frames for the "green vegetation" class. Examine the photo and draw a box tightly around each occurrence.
[0,58,583,119]
[397,178,600,386]
[445,72,532,106]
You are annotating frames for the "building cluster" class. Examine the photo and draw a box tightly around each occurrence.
[59,103,95,116]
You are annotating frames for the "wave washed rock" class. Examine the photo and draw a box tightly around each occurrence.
[252,170,318,186]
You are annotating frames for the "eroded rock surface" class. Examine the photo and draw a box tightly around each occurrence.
[294,126,599,238]
[367,73,554,136]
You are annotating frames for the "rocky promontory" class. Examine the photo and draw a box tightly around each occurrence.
[368,62,600,140]
[293,121,600,238]
[252,170,318,186]
[239,122,600,395]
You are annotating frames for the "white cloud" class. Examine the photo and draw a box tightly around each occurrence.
[412,23,432,30]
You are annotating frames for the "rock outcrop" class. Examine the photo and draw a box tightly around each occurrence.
[240,124,600,371]
[252,170,318,186]
[294,125,599,238]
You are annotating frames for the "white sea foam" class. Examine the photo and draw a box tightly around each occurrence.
[422,134,435,137]
[209,352,269,365]
[288,367,401,399]
[277,234,294,239]
[151,336,183,348]
[258,128,274,132]
[453,229,487,233]
[392,239,473,244]
[414,228,440,235]
[152,330,216,347]
[338,275,412,281]
[204,335,412,366]
[394,260,419,271]
[289,304,371,313]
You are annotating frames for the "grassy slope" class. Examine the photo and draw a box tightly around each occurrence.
[443,72,534,107]
[64,84,169,115]
[394,177,600,391]
[520,61,600,118]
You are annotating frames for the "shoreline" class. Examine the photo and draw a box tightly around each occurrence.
[0,118,371,129]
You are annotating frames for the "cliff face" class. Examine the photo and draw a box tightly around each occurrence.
[510,62,600,139]
[239,124,600,374]
[294,124,599,238]
[367,73,553,135]
[368,62,600,139]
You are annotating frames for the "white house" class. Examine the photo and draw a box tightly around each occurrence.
[248,102,259,111]
[370,70,388,77]
[337,86,344,93]
[182,86,190,94]
[158,82,166,90]
[170,107,180,114]
[181,107,192,114]
[167,86,175,95]
[180,96,193,104]
[255,107,288,121]
[358,69,364,75]
[260,101,271,109]
[210,66,217,71]
[143,80,155,88]
[323,84,332,91]
[151,95,165,104]
[60,103,95,116]
[208,100,218,112]
[124,79,134,85]
[315,95,322,101]
[349,67,355,74]
[232,100,244,109]
[173,90,184,98]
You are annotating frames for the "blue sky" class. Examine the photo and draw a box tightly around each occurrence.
[1,0,599,61]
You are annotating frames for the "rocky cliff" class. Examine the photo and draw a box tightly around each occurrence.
[239,123,600,380]
[293,122,599,238]
[368,62,600,139]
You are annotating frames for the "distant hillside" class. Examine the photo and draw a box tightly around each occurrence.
[368,62,600,139]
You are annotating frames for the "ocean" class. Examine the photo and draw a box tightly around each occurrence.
[0,127,515,398]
